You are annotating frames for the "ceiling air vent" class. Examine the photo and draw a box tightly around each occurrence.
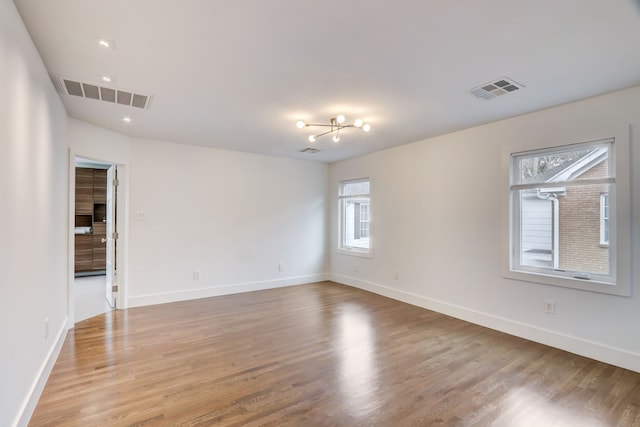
[59,77,151,109]
[298,148,321,154]
[471,77,523,100]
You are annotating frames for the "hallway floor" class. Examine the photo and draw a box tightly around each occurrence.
[74,275,111,322]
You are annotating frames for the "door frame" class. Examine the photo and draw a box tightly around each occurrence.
[67,149,129,327]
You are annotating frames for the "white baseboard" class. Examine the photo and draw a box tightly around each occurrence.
[127,273,331,308]
[15,316,69,427]
[330,273,640,373]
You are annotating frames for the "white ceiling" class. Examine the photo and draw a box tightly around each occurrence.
[14,0,640,163]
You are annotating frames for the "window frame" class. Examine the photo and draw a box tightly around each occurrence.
[600,192,609,247]
[501,128,631,297]
[337,178,373,258]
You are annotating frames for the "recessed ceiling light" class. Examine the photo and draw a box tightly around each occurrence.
[101,76,113,83]
[122,116,131,123]
[97,38,116,49]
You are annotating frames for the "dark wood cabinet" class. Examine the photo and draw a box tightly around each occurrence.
[74,235,93,272]
[75,168,93,215]
[93,169,107,202]
[74,167,108,274]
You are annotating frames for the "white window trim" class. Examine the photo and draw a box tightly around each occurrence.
[337,178,373,258]
[501,125,631,297]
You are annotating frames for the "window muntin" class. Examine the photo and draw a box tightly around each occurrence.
[510,139,615,284]
[339,179,371,255]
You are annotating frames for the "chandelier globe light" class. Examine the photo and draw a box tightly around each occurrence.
[296,115,371,143]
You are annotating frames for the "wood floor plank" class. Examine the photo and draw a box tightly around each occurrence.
[29,282,640,426]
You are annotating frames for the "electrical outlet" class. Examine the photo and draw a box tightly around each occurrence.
[545,299,556,315]
[353,264,358,273]
[278,263,285,271]
[193,270,201,280]
[393,271,400,280]
[44,318,49,339]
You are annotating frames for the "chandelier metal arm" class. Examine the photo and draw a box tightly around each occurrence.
[305,124,356,138]
[312,127,346,138]
[296,116,370,142]
[304,123,356,128]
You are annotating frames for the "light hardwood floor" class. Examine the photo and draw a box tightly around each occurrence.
[30,282,640,426]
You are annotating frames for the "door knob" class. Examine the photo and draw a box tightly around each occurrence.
[101,238,107,243]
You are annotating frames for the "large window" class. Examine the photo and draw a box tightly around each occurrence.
[509,139,615,285]
[338,178,371,256]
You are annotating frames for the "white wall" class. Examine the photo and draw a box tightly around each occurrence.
[0,1,69,426]
[67,118,131,164]
[64,122,330,308]
[329,86,640,372]
[127,138,329,306]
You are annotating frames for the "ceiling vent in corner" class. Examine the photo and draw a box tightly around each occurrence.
[471,77,523,100]
[298,147,321,154]
[58,77,151,109]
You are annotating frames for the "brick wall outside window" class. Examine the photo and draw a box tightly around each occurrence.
[558,161,608,273]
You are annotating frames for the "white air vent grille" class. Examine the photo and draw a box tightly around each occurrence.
[471,77,523,100]
[59,77,151,109]
[298,147,321,154]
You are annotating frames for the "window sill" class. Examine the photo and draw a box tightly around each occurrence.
[503,268,629,297]
[337,247,373,259]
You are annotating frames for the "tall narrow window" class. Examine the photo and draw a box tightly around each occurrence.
[510,139,614,284]
[339,178,371,256]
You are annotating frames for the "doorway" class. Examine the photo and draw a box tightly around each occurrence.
[73,157,119,322]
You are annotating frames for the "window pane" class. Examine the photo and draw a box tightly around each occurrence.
[515,145,610,185]
[340,180,370,196]
[339,178,371,254]
[516,183,610,275]
[519,189,554,268]
[342,198,370,249]
[359,204,370,238]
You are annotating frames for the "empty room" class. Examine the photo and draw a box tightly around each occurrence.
[2,1,640,426]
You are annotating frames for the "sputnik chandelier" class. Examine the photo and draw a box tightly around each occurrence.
[296,115,371,143]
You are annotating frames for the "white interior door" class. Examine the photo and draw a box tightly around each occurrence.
[105,165,117,307]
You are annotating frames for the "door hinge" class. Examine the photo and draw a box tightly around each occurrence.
[113,178,119,187]
[112,232,119,240]
[111,285,118,292]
